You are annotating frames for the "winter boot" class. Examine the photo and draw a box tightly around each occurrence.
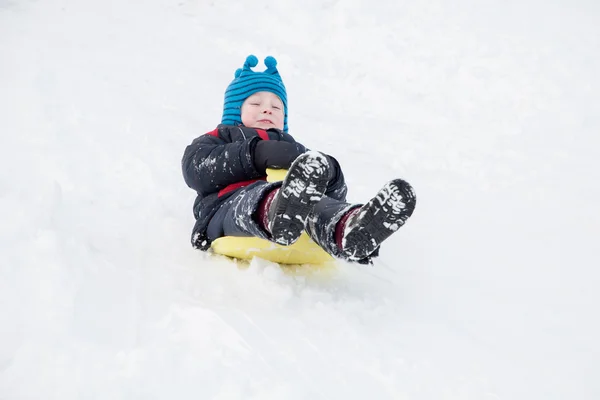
[259,151,331,245]
[338,179,416,261]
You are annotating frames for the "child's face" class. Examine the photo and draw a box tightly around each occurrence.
[240,91,285,130]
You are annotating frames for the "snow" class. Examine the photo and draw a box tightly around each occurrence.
[1,0,599,399]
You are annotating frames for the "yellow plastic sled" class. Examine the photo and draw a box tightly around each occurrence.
[211,168,333,265]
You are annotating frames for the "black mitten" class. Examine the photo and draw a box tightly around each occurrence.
[253,140,306,174]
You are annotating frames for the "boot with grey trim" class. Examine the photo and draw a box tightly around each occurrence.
[267,151,331,246]
[338,179,416,261]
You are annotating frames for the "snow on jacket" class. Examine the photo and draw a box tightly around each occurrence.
[182,124,348,250]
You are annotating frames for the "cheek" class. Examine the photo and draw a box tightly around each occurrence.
[240,106,255,121]
[275,112,285,129]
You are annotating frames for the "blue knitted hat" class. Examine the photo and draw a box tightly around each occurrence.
[222,55,288,132]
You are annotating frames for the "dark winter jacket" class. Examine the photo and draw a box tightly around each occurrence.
[182,124,347,250]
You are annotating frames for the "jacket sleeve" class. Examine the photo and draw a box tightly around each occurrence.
[182,132,262,196]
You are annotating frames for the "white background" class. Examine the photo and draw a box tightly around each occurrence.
[1,0,599,399]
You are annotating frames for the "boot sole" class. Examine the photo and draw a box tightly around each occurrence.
[270,152,330,245]
[342,179,416,260]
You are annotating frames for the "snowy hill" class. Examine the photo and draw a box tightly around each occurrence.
[1,0,599,399]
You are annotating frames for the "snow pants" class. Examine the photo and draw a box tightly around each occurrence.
[206,181,357,258]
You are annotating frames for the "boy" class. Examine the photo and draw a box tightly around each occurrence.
[182,55,416,264]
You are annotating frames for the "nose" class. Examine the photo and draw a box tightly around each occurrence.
[262,107,272,114]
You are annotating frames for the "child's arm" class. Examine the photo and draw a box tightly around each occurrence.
[253,140,306,173]
[260,133,348,202]
[182,131,262,196]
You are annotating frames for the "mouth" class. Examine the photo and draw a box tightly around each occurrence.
[257,119,273,124]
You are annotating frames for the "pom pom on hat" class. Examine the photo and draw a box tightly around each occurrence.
[244,55,259,68]
[264,56,277,69]
[222,54,289,132]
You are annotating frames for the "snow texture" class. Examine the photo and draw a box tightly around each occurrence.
[1,0,600,399]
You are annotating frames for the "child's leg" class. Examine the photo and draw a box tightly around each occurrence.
[211,151,331,245]
[305,196,357,257]
[306,179,416,263]
[205,181,280,241]
[265,151,330,245]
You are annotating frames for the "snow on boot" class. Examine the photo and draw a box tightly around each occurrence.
[268,151,331,245]
[340,179,416,261]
